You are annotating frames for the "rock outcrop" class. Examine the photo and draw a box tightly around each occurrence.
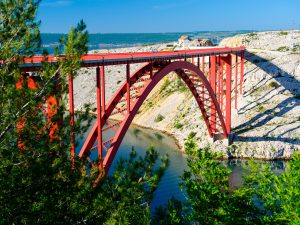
[74,30,300,159]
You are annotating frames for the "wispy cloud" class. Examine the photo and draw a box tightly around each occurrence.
[41,0,73,7]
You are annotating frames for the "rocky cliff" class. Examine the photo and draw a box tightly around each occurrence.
[74,30,300,159]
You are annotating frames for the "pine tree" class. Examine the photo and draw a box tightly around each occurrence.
[0,1,168,224]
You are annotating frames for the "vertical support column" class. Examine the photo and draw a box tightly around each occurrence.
[68,72,75,168]
[218,58,223,106]
[221,58,225,112]
[235,53,239,109]
[150,60,153,79]
[240,51,244,94]
[202,56,205,101]
[208,56,211,83]
[126,63,130,114]
[225,54,232,134]
[96,66,103,170]
[100,65,105,115]
[210,55,216,133]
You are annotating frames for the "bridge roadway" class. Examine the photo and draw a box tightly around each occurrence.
[21,46,245,70]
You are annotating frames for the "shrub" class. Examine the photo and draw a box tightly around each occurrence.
[154,114,165,122]
[248,32,257,37]
[160,78,171,92]
[257,105,265,112]
[174,122,183,129]
[279,31,288,35]
[277,46,289,52]
[188,131,197,139]
[268,81,279,88]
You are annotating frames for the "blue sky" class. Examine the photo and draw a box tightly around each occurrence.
[38,0,300,33]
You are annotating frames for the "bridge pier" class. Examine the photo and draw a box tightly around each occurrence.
[211,132,234,146]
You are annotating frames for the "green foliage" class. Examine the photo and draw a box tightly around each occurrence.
[279,31,288,35]
[241,152,300,224]
[175,77,188,92]
[277,46,290,52]
[162,136,300,225]
[160,78,171,92]
[187,131,196,139]
[180,140,259,224]
[248,32,257,37]
[0,1,168,224]
[154,114,165,122]
[159,76,188,98]
[291,44,300,53]
[257,105,266,112]
[269,81,279,88]
[153,197,187,225]
[174,121,183,129]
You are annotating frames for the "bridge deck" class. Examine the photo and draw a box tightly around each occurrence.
[20,46,245,70]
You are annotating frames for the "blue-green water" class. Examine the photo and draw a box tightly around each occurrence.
[77,123,286,212]
[41,31,253,53]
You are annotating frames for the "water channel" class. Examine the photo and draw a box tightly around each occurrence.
[77,123,287,212]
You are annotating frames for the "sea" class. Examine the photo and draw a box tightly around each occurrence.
[41,31,252,53]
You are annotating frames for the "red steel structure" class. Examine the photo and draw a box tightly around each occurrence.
[19,46,245,182]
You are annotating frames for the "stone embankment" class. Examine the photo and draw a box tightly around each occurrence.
[74,30,300,159]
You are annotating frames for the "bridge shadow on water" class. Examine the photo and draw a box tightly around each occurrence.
[232,50,300,145]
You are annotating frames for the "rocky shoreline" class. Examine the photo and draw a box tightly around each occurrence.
[74,30,300,160]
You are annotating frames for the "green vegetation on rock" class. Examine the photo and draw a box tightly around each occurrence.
[154,114,165,122]
[277,46,290,52]
[154,136,300,225]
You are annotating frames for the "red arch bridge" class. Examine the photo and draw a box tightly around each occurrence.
[19,46,245,182]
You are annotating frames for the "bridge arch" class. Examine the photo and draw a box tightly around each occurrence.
[79,60,228,179]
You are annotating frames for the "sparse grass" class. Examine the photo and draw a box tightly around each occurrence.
[277,46,289,52]
[174,122,183,129]
[257,105,266,113]
[268,81,279,88]
[248,32,257,37]
[176,78,188,92]
[291,44,300,53]
[147,101,154,108]
[279,31,288,35]
[154,114,165,122]
[160,78,171,92]
[188,131,197,139]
